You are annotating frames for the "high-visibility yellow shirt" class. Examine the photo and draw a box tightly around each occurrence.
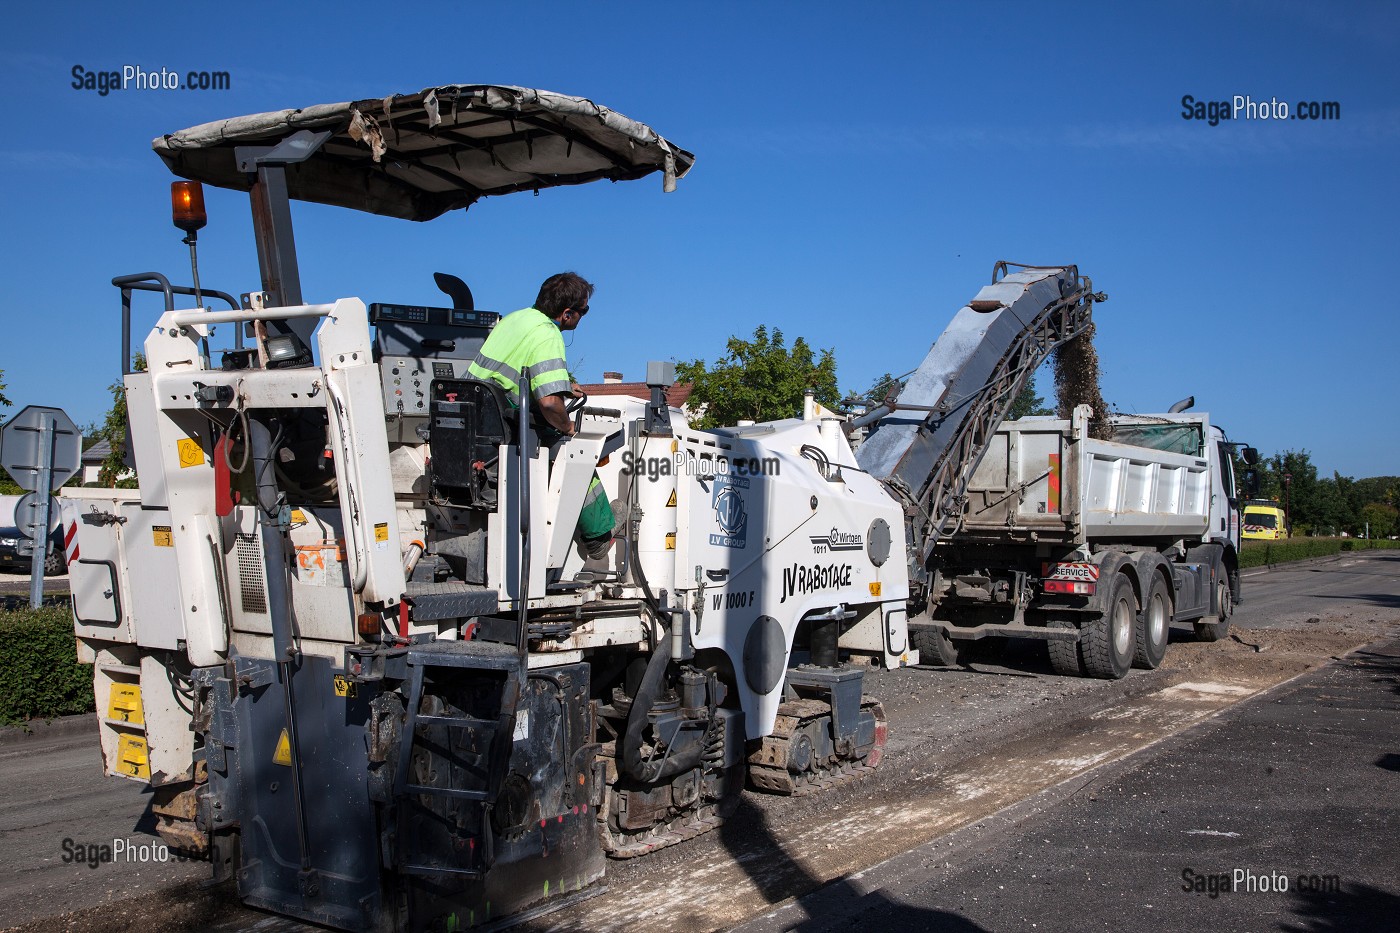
[467,307,570,406]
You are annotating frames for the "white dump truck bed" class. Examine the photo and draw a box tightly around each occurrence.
[957,407,1213,544]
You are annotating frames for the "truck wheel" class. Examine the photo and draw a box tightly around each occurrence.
[1080,573,1135,679]
[1193,565,1232,642]
[1133,574,1171,669]
[912,626,964,666]
[1046,618,1085,677]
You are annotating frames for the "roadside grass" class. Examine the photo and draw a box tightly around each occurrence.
[1241,536,1400,570]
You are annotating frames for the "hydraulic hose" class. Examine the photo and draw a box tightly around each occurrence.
[619,620,717,783]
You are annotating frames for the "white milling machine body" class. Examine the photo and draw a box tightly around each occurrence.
[66,86,908,932]
[68,84,1222,933]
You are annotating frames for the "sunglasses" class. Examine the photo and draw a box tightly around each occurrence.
[571,305,589,317]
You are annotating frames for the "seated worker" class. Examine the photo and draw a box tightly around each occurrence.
[467,272,613,559]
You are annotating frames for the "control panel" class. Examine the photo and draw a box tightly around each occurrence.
[369,303,500,426]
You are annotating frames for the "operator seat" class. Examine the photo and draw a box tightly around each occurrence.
[428,377,515,509]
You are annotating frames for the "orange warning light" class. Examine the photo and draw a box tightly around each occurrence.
[171,181,207,232]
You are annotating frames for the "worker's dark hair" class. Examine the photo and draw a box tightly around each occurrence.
[535,272,594,318]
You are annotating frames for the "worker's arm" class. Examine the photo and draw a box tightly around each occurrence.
[538,393,576,436]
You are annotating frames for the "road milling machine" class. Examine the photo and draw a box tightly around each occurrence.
[65,84,1246,931]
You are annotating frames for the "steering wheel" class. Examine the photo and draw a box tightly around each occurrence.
[566,389,588,435]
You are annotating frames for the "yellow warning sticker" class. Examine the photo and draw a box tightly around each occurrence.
[176,437,203,469]
[115,734,150,780]
[152,525,173,548]
[273,728,292,767]
[333,675,358,698]
[666,490,677,508]
[290,509,306,524]
[665,532,676,550]
[374,522,389,543]
[107,683,144,724]
[868,581,882,597]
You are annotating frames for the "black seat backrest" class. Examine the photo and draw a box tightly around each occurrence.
[428,378,517,508]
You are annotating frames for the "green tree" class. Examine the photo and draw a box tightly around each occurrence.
[1345,476,1399,516]
[1007,377,1054,420]
[849,372,903,411]
[1,368,17,490]
[1360,502,1398,539]
[98,355,144,488]
[676,326,839,430]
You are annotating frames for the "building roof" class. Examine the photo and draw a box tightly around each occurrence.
[578,381,695,409]
[81,438,112,464]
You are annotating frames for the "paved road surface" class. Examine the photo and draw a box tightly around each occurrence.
[0,550,1395,931]
[740,633,1400,933]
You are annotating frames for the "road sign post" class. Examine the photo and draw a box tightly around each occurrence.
[28,412,55,607]
[0,406,82,606]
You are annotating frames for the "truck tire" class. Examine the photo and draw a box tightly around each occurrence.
[1133,573,1171,669]
[1046,618,1085,677]
[1193,561,1232,642]
[1080,572,1135,679]
[912,625,963,666]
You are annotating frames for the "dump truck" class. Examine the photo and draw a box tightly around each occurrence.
[64,84,1246,931]
[903,408,1249,674]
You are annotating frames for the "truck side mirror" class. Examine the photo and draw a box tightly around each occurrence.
[1242,446,1259,465]
[1244,468,1261,498]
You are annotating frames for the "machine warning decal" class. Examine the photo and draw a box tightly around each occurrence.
[780,562,853,603]
[869,581,882,597]
[115,734,150,780]
[273,729,292,766]
[666,490,677,507]
[709,476,749,549]
[151,525,173,547]
[333,675,358,698]
[374,522,389,550]
[295,543,342,586]
[176,437,203,469]
[107,683,143,724]
[513,710,529,742]
[665,532,676,550]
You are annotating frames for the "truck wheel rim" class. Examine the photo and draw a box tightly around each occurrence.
[1148,593,1167,645]
[1113,596,1133,655]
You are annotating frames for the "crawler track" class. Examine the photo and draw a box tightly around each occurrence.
[747,697,887,795]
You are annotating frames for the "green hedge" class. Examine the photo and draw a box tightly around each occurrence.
[0,606,94,726]
[1241,536,1400,569]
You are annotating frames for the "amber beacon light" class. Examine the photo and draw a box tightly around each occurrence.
[171,181,207,233]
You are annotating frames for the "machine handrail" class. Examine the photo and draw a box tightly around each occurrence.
[169,303,334,327]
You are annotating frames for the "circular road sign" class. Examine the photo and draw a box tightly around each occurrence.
[14,492,61,541]
[0,406,83,491]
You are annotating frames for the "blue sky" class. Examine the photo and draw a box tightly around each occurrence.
[4,1,1397,477]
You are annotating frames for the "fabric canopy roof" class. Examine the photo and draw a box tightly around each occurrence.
[152,84,694,221]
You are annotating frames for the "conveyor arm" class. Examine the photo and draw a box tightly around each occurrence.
[854,262,1104,564]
